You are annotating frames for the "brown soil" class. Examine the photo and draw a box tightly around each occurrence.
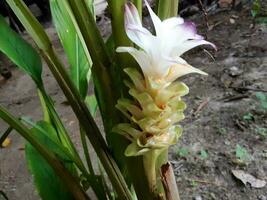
[170,4,267,200]
[0,2,266,200]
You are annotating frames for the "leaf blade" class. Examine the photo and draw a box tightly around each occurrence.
[0,15,42,85]
[50,0,91,99]
[25,121,75,200]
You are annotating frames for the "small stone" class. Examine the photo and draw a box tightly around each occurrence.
[219,0,233,8]
[240,188,246,193]
[210,193,216,199]
[228,66,243,77]
[231,15,239,19]
[230,18,235,24]
[0,67,12,79]
[204,160,215,168]
[194,195,202,200]
[258,195,267,200]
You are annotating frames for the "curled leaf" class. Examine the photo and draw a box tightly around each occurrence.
[232,170,266,188]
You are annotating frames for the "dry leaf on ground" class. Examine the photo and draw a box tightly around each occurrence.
[1,137,11,148]
[232,170,266,188]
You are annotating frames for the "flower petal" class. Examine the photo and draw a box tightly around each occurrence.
[172,39,216,57]
[124,2,156,51]
[116,47,151,76]
[144,0,162,35]
[165,21,203,45]
[125,2,142,27]
[162,17,184,30]
[125,24,156,50]
[165,63,208,82]
[156,21,204,55]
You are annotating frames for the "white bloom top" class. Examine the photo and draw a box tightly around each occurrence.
[117,0,216,84]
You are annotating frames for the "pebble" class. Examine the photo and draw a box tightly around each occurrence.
[228,66,243,77]
[258,195,267,200]
[194,195,202,200]
[210,193,216,199]
[204,160,215,168]
[230,18,235,24]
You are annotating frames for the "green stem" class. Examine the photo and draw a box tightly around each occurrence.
[42,46,131,200]
[108,0,132,50]
[38,87,88,177]
[37,90,50,123]
[0,105,90,200]
[66,0,123,130]
[157,0,171,20]
[68,0,130,174]
[170,0,179,17]
[143,150,158,194]
[143,149,169,199]
[80,126,95,176]
[107,0,137,74]
[67,0,111,69]
[6,0,132,199]
[157,0,179,19]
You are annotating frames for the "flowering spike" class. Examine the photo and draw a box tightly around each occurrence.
[114,2,216,157]
[114,68,187,156]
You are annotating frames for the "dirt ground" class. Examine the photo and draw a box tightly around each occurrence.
[0,1,267,200]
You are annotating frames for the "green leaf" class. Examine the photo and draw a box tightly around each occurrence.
[23,119,73,161]
[85,0,95,17]
[0,15,42,86]
[262,102,267,109]
[255,92,267,109]
[255,17,267,24]
[105,35,116,59]
[251,0,261,17]
[243,113,254,121]
[177,147,189,158]
[85,95,98,116]
[255,92,266,102]
[235,144,250,161]
[25,121,75,200]
[255,127,267,138]
[50,0,91,99]
[199,149,208,160]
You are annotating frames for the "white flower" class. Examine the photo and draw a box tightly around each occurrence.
[117,0,216,83]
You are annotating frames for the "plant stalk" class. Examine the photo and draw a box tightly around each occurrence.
[67,0,111,70]
[143,150,158,194]
[80,126,95,176]
[142,149,169,199]
[156,0,171,20]
[38,87,90,178]
[67,0,130,172]
[41,47,132,200]
[157,0,179,19]
[170,0,179,17]
[107,0,137,76]
[107,0,132,52]
[161,162,180,200]
[6,0,132,199]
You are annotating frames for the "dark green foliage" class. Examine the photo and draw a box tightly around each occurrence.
[25,121,74,200]
[0,15,42,86]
